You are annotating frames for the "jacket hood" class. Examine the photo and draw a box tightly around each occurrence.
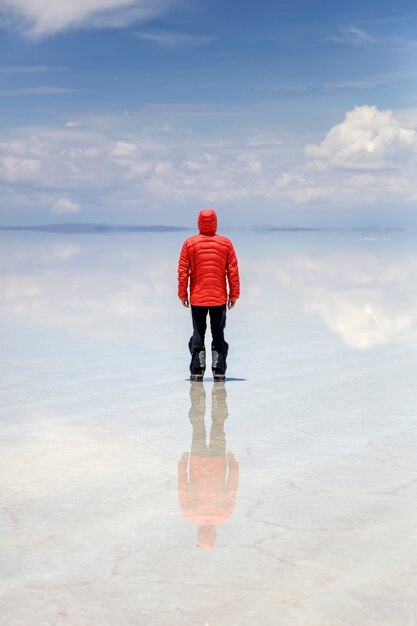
[198,209,217,235]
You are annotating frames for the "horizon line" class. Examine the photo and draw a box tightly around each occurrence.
[0,222,414,234]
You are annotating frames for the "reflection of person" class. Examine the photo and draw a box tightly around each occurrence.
[178,382,239,549]
[177,209,240,381]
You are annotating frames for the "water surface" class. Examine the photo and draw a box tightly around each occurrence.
[2,231,417,625]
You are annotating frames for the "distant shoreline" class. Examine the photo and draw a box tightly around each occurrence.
[0,223,409,234]
[0,223,190,234]
[251,225,405,233]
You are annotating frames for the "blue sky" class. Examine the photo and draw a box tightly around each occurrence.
[0,0,417,226]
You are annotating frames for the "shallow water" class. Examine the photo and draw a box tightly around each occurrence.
[1,231,417,625]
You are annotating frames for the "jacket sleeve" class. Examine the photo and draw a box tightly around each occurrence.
[177,241,190,300]
[226,242,240,300]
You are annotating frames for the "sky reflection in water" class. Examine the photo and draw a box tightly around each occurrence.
[1,231,417,351]
[3,231,417,624]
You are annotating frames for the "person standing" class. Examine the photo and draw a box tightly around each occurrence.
[178,209,240,381]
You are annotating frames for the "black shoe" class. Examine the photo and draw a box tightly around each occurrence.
[190,347,206,375]
[190,374,204,382]
[211,349,227,382]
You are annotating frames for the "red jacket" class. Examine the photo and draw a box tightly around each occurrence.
[177,209,240,306]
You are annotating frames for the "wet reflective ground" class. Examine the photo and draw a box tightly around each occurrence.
[2,231,417,625]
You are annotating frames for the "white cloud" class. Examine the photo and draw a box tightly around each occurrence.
[237,153,263,175]
[1,104,417,222]
[109,140,138,160]
[0,154,42,183]
[0,0,177,38]
[323,80,380,90]
[0,86,75,96]
[137,32,213,47]
[257,83,311,93]
[348,26,377,44]
[65,121,83,128]
[0,65,67,73]
[286,184,334,204]
[329,26,378,46]
[305,105,417,170]
[257,80,381,95]
[51,197,81,214]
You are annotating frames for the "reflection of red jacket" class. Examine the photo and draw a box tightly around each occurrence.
[178,454,239,526]
[177,209,240,306]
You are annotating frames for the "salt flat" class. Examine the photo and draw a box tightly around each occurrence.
[1,231,417,626]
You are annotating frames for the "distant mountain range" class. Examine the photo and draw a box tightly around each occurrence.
[0,223,190,234]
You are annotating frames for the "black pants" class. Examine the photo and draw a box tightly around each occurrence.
[189,304,229,375]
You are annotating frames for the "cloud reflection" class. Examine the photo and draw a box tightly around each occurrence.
[2,234,417,350]
[271,248,417,349]
[0,234,181,342]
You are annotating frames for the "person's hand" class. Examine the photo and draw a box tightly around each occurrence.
[227,299,236,310]
[181,299,189,308]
